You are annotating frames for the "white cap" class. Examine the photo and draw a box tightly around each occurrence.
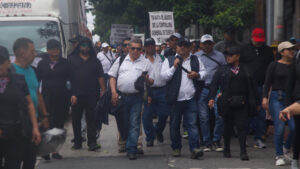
[102,42,109,48]
[278,41,295,52]
[200,34,214,43]
[170,32,182,39]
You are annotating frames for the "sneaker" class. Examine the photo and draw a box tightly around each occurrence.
[52,153,63,160]
[172,149,181,157]
[119,146,126,153]
[254,139,267,149]
[283,147,292,162]
[42,154,51,161]
[127,152,137,160]
[213,141,223,152]
[182,131,188,139]
[275,156,286,166]
[137,148,144,155]
[71,144,82,150]
[191,148,204,159]
[88,143,101,151]
[291,159,299,169]
[203,145,212,152]
[156,133,164,143]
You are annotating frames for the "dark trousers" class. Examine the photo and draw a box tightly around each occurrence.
[223,105,248,154]
[0,137,23,169]
[43,91,69,129]
[293,115,300,160]
[72,94,98,147]
[22,138,37,169]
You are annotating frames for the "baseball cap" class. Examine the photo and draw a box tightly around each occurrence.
[69,34,83,43]
[277,41,295,52]
[177,37,191,47]
[170,32,182,39]
[252,28,265,42]
[144,38,156,46]
[223,46,241,56]
[200,34,214,43]
[47,39,61,50]
[102,42,109,48]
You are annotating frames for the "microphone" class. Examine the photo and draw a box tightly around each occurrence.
[175,55,190,74]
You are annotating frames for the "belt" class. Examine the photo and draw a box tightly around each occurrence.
[119,92,141,97]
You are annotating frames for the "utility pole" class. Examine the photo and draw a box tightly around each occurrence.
[273,0,284,41]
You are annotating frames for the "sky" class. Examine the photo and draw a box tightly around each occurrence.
[85,1,100,43]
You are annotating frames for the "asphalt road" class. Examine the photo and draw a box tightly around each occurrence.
[36,116,291,169]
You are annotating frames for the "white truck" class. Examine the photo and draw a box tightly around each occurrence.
[0,0,91,61]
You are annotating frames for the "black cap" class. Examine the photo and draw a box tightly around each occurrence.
[47,39,61,50]
[177,37,191,47]
[69,34,83,43]
[144,38,156,46]
[223,46,241,56]
[0,45,9,64]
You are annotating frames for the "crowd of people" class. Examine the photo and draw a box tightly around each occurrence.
[0,27,300,169]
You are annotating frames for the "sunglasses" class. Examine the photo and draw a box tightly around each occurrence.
[123,44,129,47]
[131,47,142,51]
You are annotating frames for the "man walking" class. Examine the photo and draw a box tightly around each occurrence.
[196,34,226,152]
[161,37,207,159]
[108,38,151,160]
[68,37,106,151]
[142,38,169,146]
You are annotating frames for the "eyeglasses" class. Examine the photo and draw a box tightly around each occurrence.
[131,47,142,51]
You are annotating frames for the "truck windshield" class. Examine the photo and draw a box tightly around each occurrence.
[0,20,60,55]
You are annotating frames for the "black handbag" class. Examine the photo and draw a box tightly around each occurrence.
[134,72,147,92]
[228,96,245,108]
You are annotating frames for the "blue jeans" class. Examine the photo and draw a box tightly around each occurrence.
[198,88,223,145]
[119,94,143,153]
[143,87,169,142]
[170,98,200,152]
[269,91,295,156]
[250,86,266,140]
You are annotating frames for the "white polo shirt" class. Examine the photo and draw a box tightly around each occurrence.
[160,54,207,101]
[148,54,167,87]
[108,54,152,94]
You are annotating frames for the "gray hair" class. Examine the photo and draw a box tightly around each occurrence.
[129,38,143,47]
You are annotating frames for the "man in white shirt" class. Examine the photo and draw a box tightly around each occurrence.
[142,38,169,147]
[97,42,114,81]
[108,38,151,160]
[161,37,207,159]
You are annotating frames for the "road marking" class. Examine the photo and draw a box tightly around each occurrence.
[190,168,202,169]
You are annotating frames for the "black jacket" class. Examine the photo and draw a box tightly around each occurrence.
[209,64,259,117]
[286,59,300,105]
[240,42,273,86]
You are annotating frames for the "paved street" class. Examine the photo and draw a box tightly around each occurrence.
[37,116,291,169]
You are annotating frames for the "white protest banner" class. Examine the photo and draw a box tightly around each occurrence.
[110,24,133,45]
[149,11,175,44]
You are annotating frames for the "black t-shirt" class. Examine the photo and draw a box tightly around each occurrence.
[229,69,248,96]
[68,54,104,96]
[0,74,29,121]
[263,61,292,98]
[37,57,71,94]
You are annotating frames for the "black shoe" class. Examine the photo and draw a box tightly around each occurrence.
[42,154,51,161]
[119,146,127,153]
[127,153,137,160]
[146,140,154,147]
[71,138,75,143]
[191,148,204,159]
[71,144,82,150]
[223,150,231,158]
[52,153,63,159]
[88,143,101,151]
[240,153,249,161]
[156,133,164,143]
[82,137,87,142]
[137,148,144,155]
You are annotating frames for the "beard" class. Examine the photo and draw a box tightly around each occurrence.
[80,49,90,56]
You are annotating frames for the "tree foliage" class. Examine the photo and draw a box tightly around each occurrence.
[88,0,255,42]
